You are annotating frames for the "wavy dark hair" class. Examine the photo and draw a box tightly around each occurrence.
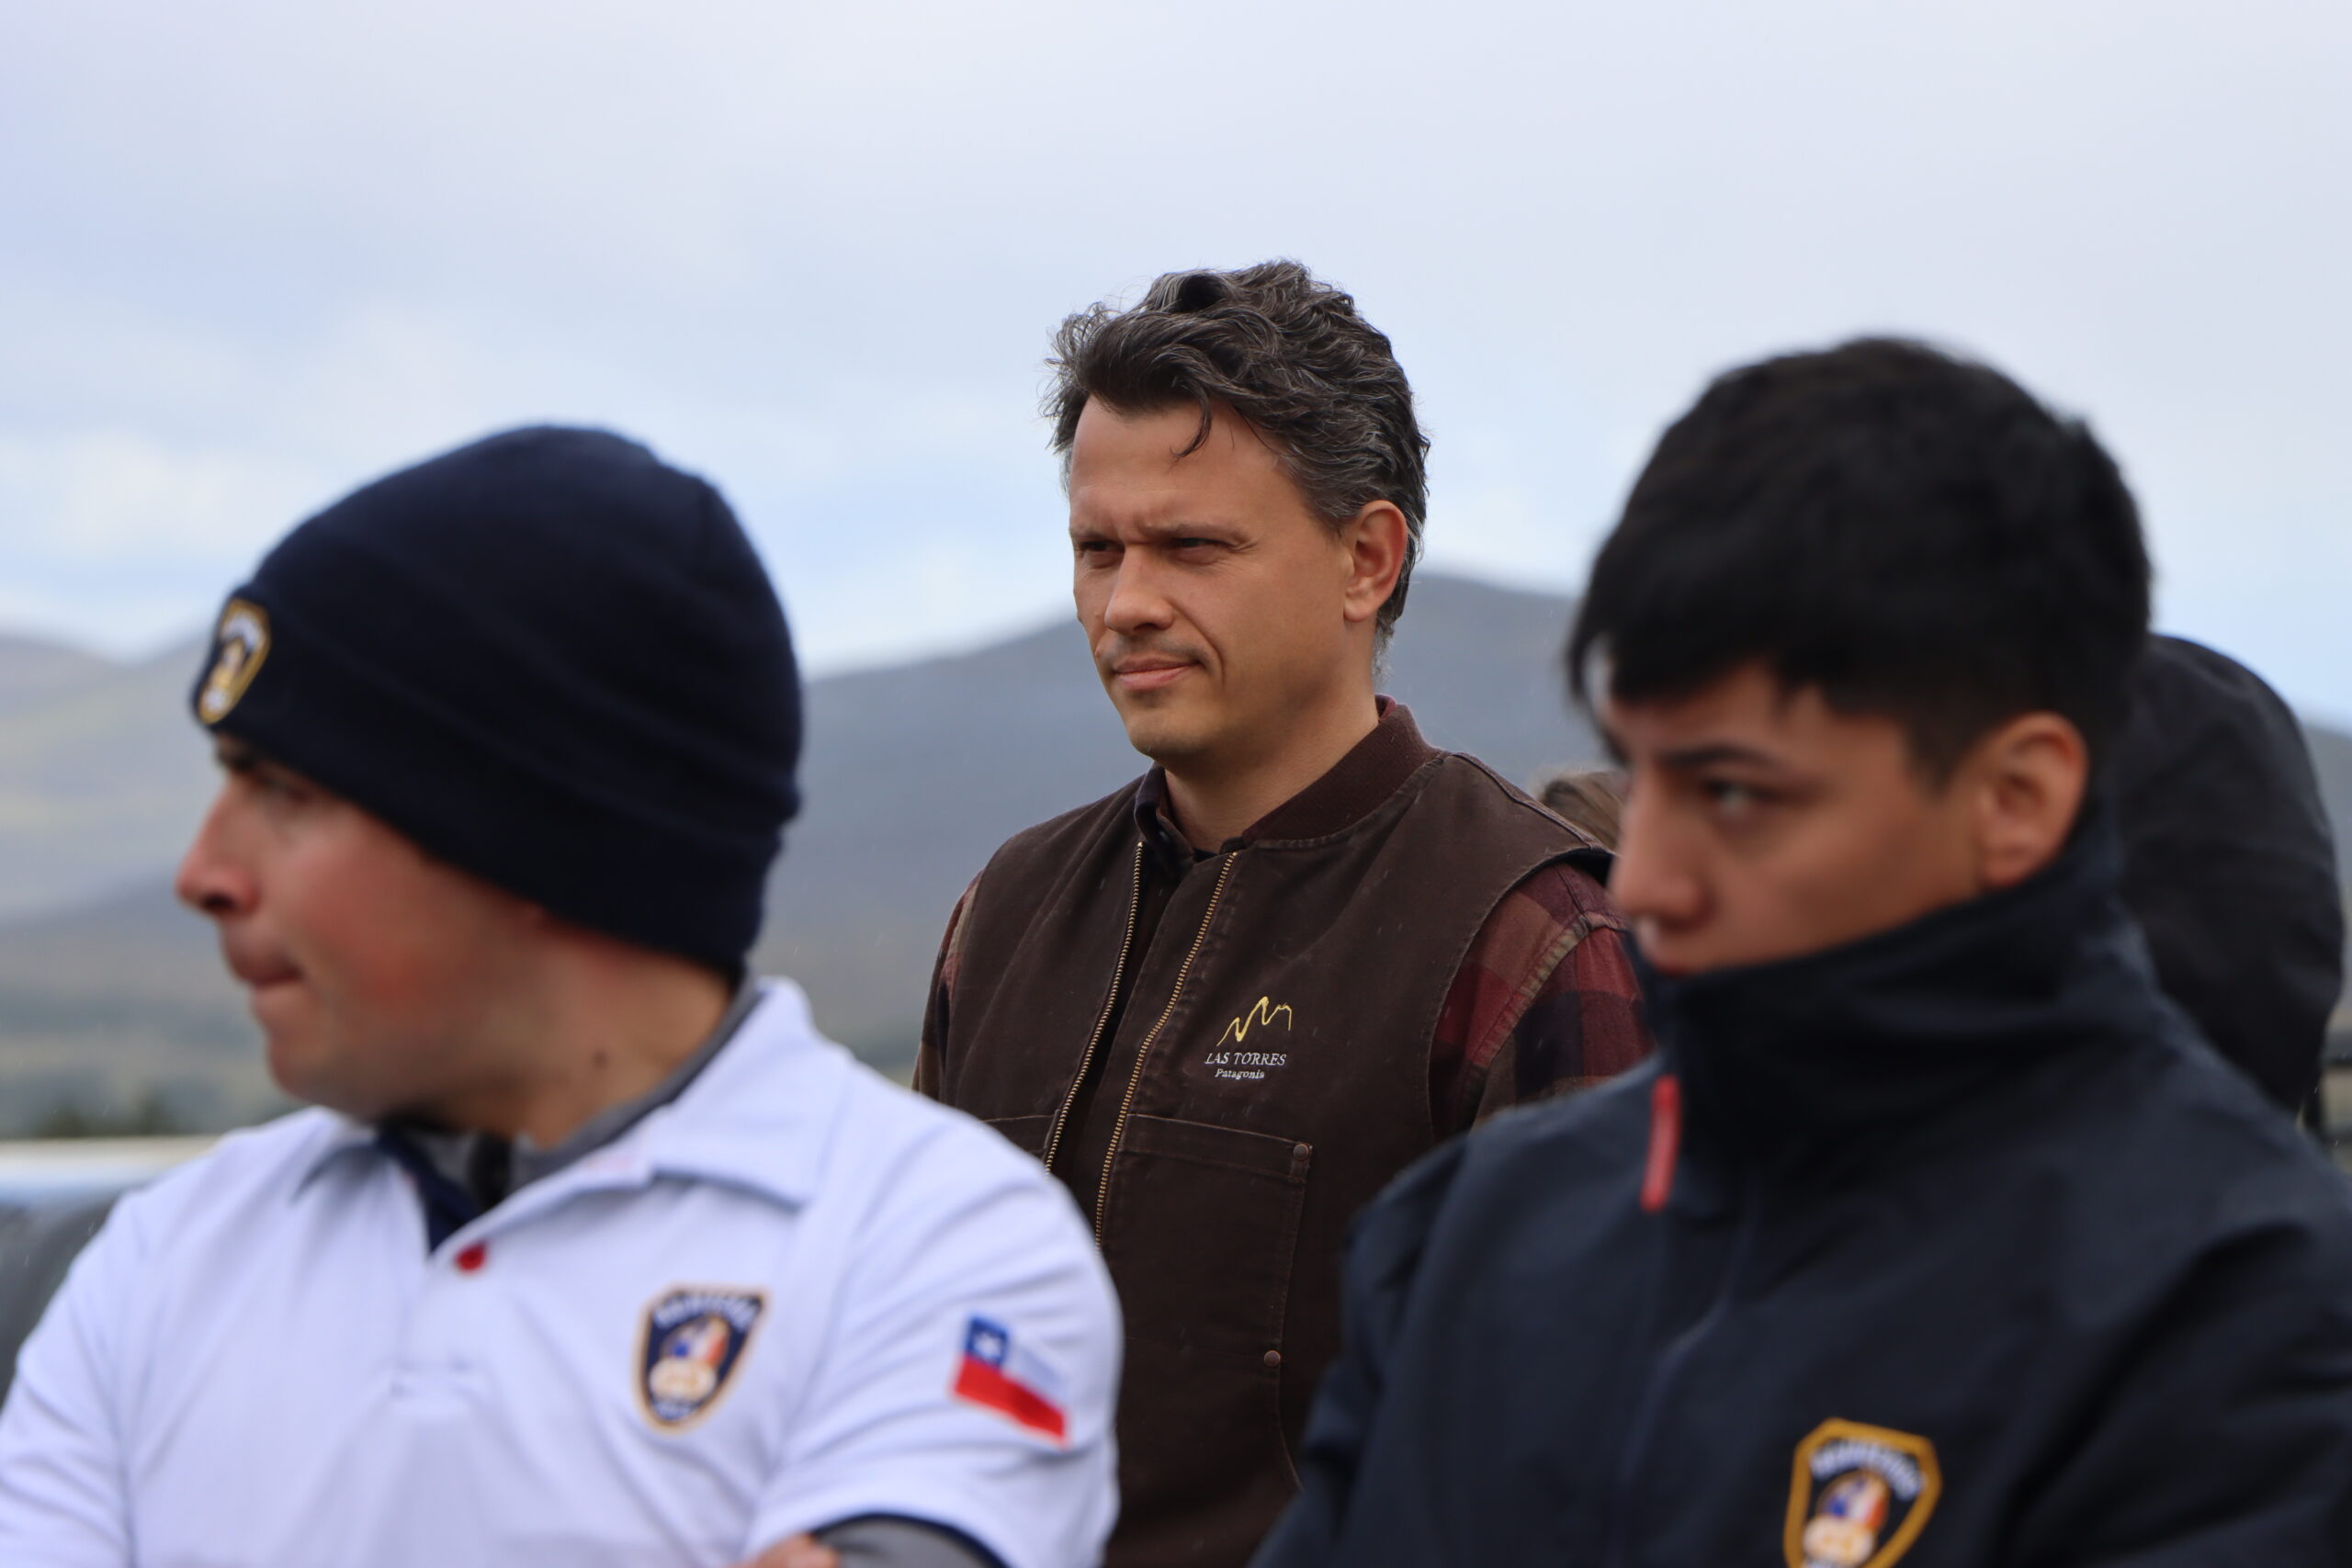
[1047,260,1430,642]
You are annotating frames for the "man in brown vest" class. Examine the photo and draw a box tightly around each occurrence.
[915,261,1651,1567]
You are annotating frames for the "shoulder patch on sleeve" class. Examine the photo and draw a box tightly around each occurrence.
[951,1315,1069,1444]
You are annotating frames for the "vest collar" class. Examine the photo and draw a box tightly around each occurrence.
[1642,806,2167,1188]
[1132,698,1444,853]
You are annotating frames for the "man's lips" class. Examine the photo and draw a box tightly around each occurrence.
[1630,920,1699,979]
[1109,658,1195,694]
[221,948,300,990]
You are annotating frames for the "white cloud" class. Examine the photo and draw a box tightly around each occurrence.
[0,432,310,561]
[0,0,2346,706]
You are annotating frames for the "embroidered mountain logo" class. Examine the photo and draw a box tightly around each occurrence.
[637,1286,767,1430]
[1786,1419,1940,1568]
[1204,997,1293,1080]
[197,598,271,725]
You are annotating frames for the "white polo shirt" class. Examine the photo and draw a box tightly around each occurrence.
[0,980,1120,1568]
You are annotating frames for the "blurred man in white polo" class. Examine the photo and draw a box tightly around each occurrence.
[0,427,1119,1568]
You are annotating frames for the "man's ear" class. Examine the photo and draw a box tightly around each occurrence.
[1966,712,2089,891]
[1338,501,1410,626]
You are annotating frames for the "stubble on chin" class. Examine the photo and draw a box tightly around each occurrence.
[1116,705,1208,769]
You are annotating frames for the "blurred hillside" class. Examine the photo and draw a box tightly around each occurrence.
[0,635,217,924]
[0,573,1606,1133]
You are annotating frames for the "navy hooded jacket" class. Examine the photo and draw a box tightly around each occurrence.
[1254,819,2352,1567]
[2113,635,2343,1114]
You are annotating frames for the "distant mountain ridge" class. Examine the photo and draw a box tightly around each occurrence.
[0,635,113,713]
[2,573,2346,1134]
[0,637,215,923]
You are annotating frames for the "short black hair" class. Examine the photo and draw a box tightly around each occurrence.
[1566,338,2151,775]
[1048,260,1430,641]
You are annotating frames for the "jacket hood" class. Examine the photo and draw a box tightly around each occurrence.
[2113,635,2343,1111]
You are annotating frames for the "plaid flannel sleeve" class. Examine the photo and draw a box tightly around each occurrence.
[913,875,979,1100]
[1430,860,1652,1134]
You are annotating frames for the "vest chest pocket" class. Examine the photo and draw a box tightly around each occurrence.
[1098,1114,1316,1529]
[1100,1114,1313,1350]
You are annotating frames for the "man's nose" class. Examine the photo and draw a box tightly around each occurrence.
[1102,553,1175,636]
[1606,787,1704,932]
[174,787,257,919]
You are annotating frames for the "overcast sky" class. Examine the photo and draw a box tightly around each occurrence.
[4,1,2347,715]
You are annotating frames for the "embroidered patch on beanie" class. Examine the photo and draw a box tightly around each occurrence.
[196,599,271,725]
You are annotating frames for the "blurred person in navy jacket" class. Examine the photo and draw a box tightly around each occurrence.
[1255,339,2352,1568]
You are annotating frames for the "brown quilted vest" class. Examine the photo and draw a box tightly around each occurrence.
[925,706,1587,1566]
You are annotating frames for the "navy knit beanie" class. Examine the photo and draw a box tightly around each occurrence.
[188,426,801,972]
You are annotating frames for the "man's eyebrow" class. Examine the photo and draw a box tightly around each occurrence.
[1652,741,1786,772]
[1066,517,1244,547]
[1118,516,1244,541]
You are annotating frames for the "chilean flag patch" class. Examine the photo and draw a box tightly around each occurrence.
[952,1315,1069,1444]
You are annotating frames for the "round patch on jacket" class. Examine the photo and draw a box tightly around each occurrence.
[197,598,270,725]
[1785,1419,1940,1568]
[637,1286,767,1430]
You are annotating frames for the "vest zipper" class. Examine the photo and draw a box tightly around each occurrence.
[1041,838,1147,1178]
[1093,850,1239,1243]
